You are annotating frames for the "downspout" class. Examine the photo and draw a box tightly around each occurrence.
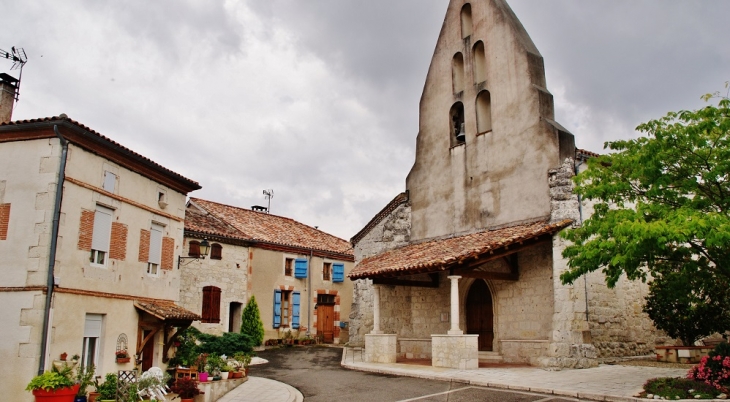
[307,249,313,337]
[38,124,68,374]
[574,158,588,322]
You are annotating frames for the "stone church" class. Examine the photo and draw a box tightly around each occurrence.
[347,0,659,369]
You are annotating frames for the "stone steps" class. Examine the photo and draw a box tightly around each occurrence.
[479,351,504,364]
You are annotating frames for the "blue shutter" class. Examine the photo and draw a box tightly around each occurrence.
[294,258,308,278]
[273,289,282,328]
[332,263,345,283]
[291,291,301,329]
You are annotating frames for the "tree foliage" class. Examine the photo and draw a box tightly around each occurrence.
[241,295,265,347]
[560,97,730,343]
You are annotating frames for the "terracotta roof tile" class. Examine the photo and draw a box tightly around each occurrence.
[349,220,572,279]
[134,300,201,321]
[187,198,353,256]
[0,116,200,191]
[576,148,600,158]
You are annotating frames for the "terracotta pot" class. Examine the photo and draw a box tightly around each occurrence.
[87,392,100,402]
[116,357,130,363]
[32,384,80,402]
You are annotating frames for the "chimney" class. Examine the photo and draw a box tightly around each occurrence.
[0,73,18,124]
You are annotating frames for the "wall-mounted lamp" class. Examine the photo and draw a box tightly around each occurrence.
[177,238,210,269]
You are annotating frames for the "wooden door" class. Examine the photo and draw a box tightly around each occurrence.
[141,330,154,371]
[317,304,335,343]
[466,280,494,351]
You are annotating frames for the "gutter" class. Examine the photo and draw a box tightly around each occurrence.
[38,125,68,374]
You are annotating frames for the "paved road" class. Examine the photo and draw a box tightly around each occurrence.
[251,346,586,402]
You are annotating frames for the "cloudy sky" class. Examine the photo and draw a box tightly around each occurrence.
[2,0,728,240]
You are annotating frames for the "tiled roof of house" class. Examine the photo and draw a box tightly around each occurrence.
[134,300,201,321]
[349,219,572,279]
[0,116,201,193]
[576,148,600,159]
[186,198,353,256]
[350,192,409,245]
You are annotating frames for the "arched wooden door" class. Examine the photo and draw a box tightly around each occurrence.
[466,280,494,351]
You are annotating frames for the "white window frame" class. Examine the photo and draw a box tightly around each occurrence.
[82,314,103,371]
[147,223,163,276]
[90,205,113,267]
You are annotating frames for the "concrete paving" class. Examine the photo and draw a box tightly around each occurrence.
[216,376,303,402]
[340,350,693,402]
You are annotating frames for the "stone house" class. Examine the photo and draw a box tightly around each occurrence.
[348,0,658,370]
[0,112,203,400]
[181,197,355,344]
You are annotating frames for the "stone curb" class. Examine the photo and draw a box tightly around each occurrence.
[340,349,727,402]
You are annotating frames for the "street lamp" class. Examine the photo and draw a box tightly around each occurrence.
[178,238,210,269]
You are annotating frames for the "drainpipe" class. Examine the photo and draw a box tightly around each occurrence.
[307,249,313,337]
[38,124,68,374]
[574,158,588,322]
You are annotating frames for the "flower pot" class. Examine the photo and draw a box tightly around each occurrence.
[73,397,87,402]
[116,357,130,363]
[230,371,242,379]
[88,392,100,402]
[220,371,229,380]
[32,384,80,402]
[180,399,194,402]
[244,368,249,377]
[198,372,209,382]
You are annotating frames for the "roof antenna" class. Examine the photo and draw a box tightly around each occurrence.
[263,189,274,214]
[0,46,28,101]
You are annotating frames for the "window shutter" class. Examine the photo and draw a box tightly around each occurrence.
[148,223,163,264]
[84,314,103,337]
[294,258,308,278]
[273,289,282,328]
[210,287,221,323]
[291,291,301,329]
[332,263,345,283]
[189,241,200,257]
[211,244,222,260]
[202,286,212,323]
[91,206,113,252]
[102,171,116,193]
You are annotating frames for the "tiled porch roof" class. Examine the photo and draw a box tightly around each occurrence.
[134,300,201,321]
[349,219,572,280]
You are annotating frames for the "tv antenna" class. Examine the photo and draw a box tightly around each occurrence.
[263,189,274,214]
[0,46,28,101]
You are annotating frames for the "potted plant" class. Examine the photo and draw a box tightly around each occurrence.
[95,373,117,402]
[206,354,224,379]
[220,363,233,380]
[26,368,79,402]
[195,353,209,382]
[170,377,203,402]
[115,349,130,364]
[73,364,95,402]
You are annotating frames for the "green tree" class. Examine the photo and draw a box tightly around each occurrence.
[560,95,730,343]
[240,295,265,347]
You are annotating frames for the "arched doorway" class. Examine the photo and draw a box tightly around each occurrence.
[466,280,494,351]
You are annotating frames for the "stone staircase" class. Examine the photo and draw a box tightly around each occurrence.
[478,351,504,364]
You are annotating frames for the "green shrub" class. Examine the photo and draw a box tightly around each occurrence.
[688,342,730,392]
[26,371,74,392]
[241,296,265,347]
[95,373,117,400]
[197,331,254,356]
[643,377,718,399]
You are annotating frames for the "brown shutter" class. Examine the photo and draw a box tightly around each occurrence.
[202,286,212,323]
[189,241,200,257]
[211,287,221,323]
[211,244,222,260]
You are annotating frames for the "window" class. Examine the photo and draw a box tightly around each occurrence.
[202,286,221,323]
[273,289,300,329]
[450,102,466,146]
[294,258,308,279]
[102,171,116,193]
[452,53,465,94]
[188,240,200,257]
[147,223,163,275]
[476,90,493,134]
[332,263,345,283]
[211,243,222,260]
[322,262,332,281]
[284,258,294,276]
[461,3,473,39]
[473,41,487,83]
[82,314,102,370]
[90,205,113,266]
[317,294,335,305]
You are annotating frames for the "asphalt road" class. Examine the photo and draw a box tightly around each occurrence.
[251,346,587,402]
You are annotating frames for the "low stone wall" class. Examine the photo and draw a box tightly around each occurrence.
[194,377,247,402]
[365,334,397,363]
[500,339,549,364]
[398,338,432,359]
[656,346,712,364]
[432,334,478,369]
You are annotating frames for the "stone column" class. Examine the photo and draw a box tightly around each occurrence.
[447,275,463,335]
[371,284,382,334]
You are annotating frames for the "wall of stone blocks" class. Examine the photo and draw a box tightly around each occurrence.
[365,334,396,363]
[431,334,478,369]
[349,202,411,344]
[398,338,432,359]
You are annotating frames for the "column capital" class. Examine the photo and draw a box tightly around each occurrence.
[447,275,462,280]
